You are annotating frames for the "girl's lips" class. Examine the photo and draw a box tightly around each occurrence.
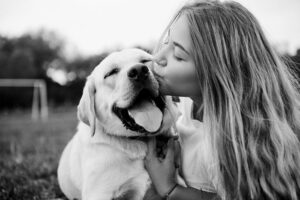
[151,62,165,76]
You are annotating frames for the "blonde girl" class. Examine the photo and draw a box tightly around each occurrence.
[145,1,300,200]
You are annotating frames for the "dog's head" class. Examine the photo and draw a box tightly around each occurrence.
[78,48,179,138]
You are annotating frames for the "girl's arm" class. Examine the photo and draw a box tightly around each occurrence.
[144,138,221,200]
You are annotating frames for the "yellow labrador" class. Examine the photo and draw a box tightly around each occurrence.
[57,48,180,200]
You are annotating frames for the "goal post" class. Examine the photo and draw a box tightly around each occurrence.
[0,79,48,121]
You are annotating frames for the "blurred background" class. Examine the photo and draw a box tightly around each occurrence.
[0,0,299,199]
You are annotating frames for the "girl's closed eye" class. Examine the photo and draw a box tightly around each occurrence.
[174,55,184,61]
[174,48,185,61]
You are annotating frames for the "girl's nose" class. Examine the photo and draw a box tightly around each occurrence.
[153,55,167,67]
[153,43,170,67]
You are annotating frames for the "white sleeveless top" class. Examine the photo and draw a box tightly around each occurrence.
[176,97,224,196]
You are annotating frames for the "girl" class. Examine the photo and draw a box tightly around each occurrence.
[144,1,300,200]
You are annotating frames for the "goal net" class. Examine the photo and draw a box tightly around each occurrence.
[0,79,48,121]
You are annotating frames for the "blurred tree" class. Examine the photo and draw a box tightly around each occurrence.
[288,48,300,82]
[0,36,13,78]
[0,31,64,79]
[65,53,108,79]
[291,49,300,63]
[6,48,36,78]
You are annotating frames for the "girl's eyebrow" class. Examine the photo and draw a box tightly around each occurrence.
[173,41,190,55]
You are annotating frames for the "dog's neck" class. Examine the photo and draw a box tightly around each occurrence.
[92,125,148,160]
[122,135,149,143]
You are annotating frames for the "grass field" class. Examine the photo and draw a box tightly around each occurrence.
[0,106,78,200]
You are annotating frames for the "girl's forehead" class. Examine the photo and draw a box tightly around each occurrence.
[163,14,186,39]
[169,15,192,50]
[170,15,189,37]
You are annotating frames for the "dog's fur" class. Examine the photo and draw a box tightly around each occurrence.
[57,49,180,200]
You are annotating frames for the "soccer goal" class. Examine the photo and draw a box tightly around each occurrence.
[0,79,48,121]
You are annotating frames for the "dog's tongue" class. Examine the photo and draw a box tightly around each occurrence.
[128,100,163,132]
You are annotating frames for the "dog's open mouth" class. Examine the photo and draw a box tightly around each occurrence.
[113,90,165,134]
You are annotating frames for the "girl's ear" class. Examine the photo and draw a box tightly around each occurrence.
[77,77,96,136]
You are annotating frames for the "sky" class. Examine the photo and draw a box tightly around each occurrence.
[0,0,300,57]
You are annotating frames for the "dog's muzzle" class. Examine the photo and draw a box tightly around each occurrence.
[112,64,166,135]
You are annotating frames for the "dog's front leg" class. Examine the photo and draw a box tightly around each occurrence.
[81,171,116,200]
[82,182,114,200]
[117,171,151,200]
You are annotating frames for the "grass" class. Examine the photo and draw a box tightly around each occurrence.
[0,106,78,200]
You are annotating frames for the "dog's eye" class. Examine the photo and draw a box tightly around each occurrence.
[104,68,119,79]
[140,59,151,64]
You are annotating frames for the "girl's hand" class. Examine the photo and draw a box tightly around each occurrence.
[144,137,177,197]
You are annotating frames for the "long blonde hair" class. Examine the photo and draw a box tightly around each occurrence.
[155,1,300,199]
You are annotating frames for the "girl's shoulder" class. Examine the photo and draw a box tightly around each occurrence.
[175,97,225,198]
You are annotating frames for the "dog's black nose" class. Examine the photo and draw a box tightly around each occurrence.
[128,64,149,82]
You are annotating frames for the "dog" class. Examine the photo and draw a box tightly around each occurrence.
[57,48,181,200]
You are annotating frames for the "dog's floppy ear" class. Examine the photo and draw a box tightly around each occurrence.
[77,77,96,136]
